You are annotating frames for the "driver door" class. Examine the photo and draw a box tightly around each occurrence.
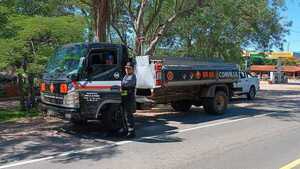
[79,48,123,119]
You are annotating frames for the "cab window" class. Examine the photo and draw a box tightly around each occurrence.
[88,49,118,75]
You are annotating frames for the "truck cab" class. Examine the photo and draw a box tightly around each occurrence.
[40,43,129,129]
[233,71,260,100]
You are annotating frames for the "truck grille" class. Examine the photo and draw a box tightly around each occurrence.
[43,93,64,105]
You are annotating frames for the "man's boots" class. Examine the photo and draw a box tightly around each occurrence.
[126,130,136,139]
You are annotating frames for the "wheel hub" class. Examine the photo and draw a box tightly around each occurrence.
[215,95,225,111]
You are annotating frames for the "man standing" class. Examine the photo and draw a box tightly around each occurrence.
[121,62,137,138]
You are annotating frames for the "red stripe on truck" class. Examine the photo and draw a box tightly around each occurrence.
[77,85,112,89]
[72,81,112,90]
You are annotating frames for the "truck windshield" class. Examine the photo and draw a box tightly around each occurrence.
[45,44,87,76]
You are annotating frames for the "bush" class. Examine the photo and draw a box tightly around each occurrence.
[0,107,41,122]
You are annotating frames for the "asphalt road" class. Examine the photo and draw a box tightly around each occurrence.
[1,81,300,169]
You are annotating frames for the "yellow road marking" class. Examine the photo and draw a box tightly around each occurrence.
[280,158,300,169]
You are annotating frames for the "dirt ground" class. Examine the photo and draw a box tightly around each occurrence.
[0,100,18,109]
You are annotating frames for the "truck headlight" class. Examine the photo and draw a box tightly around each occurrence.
[63,91,79,107]
[41,93,45,102]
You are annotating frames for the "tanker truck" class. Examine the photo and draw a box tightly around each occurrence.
[39,43,239,130]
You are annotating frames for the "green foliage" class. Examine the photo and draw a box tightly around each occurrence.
[0,107,40,122]
[0,90,6,97]
[0,0,291,111]
[0,1,86,109]
[158,0,289,62]
[0,6,9,34]
[108,0,198,55]
[0,0,79,16]
[0,15,85,75]
[0,0,290,68]
[0,6,18,38]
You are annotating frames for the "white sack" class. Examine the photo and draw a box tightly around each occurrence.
[135,55,156,89]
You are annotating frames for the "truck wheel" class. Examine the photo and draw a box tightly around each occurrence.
[247,86,256,100]
[171,100,192,112]
[102,105,123,131]
[204,91,228,115]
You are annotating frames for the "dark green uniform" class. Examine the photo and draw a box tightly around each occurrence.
[121,74,137,135]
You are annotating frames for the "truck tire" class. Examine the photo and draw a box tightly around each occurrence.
[247,86,256,100]
[102,105,123,131]
[171,100,192,112]
[204,91,228,115]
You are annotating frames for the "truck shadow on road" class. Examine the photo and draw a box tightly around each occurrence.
[0,124,119,165]
[0,89,299,165]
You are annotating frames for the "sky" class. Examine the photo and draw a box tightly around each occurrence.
[282,0,300,52]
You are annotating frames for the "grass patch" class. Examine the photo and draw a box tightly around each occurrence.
[0,107,41,123]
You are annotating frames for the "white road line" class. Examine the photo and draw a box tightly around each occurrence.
[0,157,54,169]
[0,113,273,169]
[181,113,273,133]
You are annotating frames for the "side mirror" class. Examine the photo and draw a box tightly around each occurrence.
[69,74,79,81]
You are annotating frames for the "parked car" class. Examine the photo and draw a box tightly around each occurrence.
[233,71,260,100]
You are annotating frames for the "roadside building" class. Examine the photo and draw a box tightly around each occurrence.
[243,51,300,63]
[243,51,300,79]
[250,65,300,79]
[265,52,295,61]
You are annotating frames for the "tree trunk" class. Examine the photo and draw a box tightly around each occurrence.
[145,14,177,56]
[27,73,35,108]
[119,0,198,56]
[135,34,142,56]
[17,74,26,111]
[134,0,149,56]
[186,37,192,49]
[92,0,110,42]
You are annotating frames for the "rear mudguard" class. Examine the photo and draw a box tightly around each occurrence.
[199,84,230,98]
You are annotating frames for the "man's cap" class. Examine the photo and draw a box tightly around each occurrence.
[125,62,134,68]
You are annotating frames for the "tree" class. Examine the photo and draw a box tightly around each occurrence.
[0,1,86,110]
[76,0,111,42]
[0,0,290,110]
[110,0,199,56]
[157,0,290,62]
[0,0,78,16]
[92,0,110,42]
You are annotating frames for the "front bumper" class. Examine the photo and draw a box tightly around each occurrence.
[39,102,80,120]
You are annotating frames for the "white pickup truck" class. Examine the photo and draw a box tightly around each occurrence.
[233,71,260,100]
